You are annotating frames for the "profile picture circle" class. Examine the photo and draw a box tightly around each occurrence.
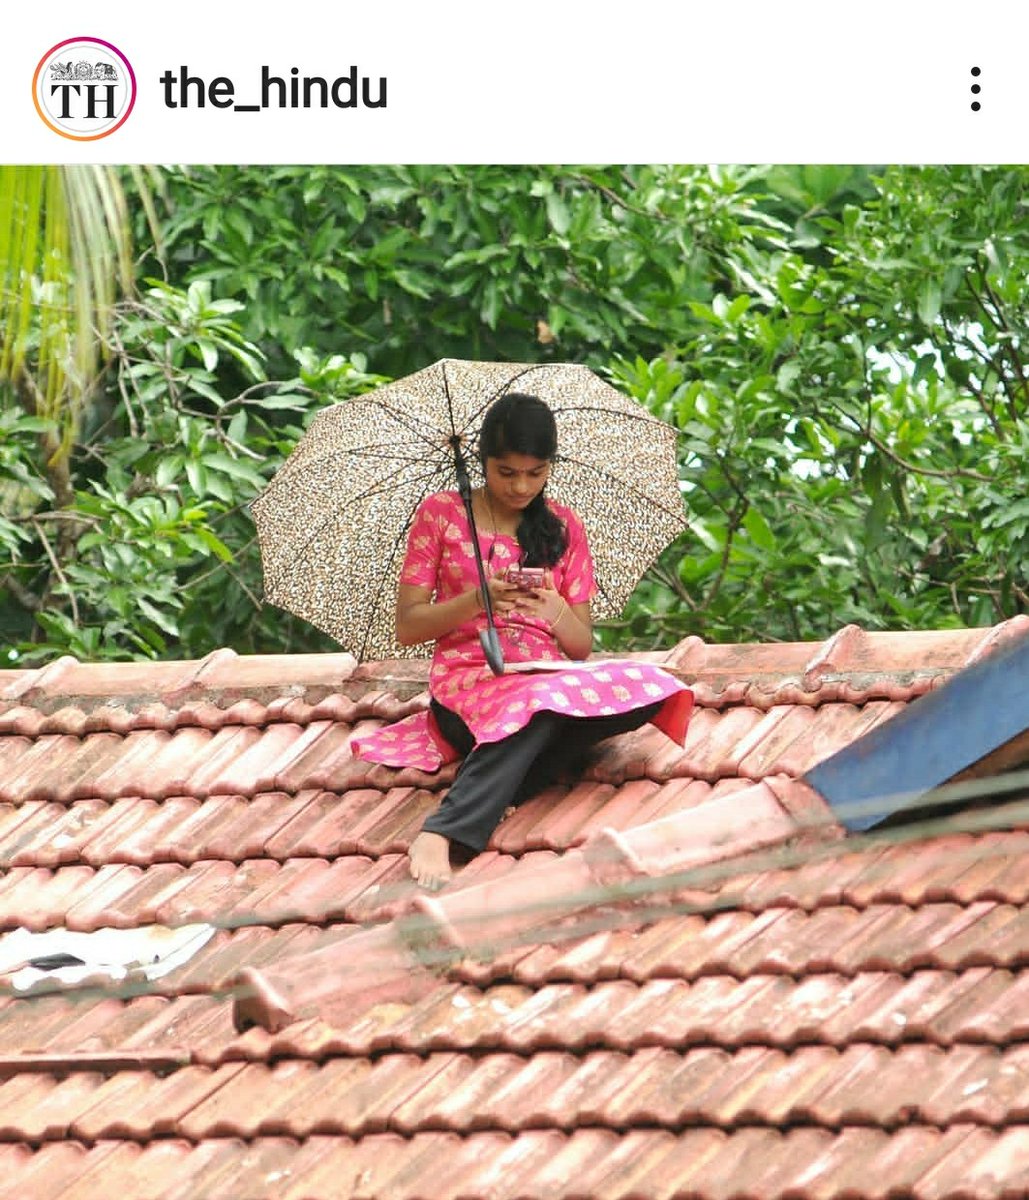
[33,37,136,140]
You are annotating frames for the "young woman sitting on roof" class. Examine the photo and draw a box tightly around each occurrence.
[352,392,694,890]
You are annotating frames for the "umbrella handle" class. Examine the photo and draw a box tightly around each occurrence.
[479,626,505,677]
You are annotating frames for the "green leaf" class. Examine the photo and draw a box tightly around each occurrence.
[679,550,722,582]
[917,279,942,325]
[912,352,939,387]
[393,269,434,300]
[188,379,228,408]
[864,475,892,550]
[3,416,57,434]
[727,295,752,322]
[983,497,1029,529]
[480,280,501,329]
[250,393,312,411]
[690,519,723,553]
[185,460,208,496]
[187,279,212,310]
[137,596,180,636]
[224,210,253,245]
[776,360,801,391]
[201,472,234,502]
[545,192,571,235]
[742,508,777,551]
[203,452,266,488]
[156,456,181,488]
[227,411,248,444]
[191,526,235,562]
[196,339,219,371]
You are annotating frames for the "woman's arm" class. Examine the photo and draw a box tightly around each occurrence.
[395,578,523,646]
[395,582,478,646]
[534,504,595,660]
[550,599,593,660]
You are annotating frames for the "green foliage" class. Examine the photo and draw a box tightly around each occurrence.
[1,278,386,663]
[596,165,1028,648]
[145,165,791,377]
[0,166,152,463]
[1,164,1026,665]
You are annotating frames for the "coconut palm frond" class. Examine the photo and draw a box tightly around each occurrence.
[0,164,138,462]
[0,165,44,386]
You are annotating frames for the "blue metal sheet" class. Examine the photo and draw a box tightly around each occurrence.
[805,630,1029,831]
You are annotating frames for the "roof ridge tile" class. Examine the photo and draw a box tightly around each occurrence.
[183,647,241,690]
[1,656,79,702]
[802,624,867,689]
[230,781,811,1033]
[965,614,1029,665]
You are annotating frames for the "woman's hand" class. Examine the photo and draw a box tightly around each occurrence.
[510,570,593,659]
[480,572,524,616]
[510,569,564,625]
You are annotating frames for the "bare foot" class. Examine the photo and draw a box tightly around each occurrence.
[408,831,453,891]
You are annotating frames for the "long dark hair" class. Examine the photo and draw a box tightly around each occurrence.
[479,392,567,567]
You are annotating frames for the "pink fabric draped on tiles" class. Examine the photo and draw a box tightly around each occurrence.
[352,491,694,770]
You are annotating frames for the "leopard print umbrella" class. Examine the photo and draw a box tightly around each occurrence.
[251,359,687,660]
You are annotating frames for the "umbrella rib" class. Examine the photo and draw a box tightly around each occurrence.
[454,366,676,451]
[341,462,455,508]
[260,460,453,592]
[349,393,450,451]
[460,364,544,440]
[543,402,675,429]
[441,359,456,437]
[592,576,618,612]
[358,456,454,661]
[554,453,689,524]
[270,441,439,476]
[256,443,444,503]
[340,443,438,460]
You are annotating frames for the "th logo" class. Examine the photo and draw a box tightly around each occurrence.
[33,38,136,140]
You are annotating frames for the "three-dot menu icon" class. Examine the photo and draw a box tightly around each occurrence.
[971,67,981,111]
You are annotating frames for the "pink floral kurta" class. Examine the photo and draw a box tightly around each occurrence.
[352,491,694,770]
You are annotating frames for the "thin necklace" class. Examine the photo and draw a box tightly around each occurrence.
[483,486,525,646]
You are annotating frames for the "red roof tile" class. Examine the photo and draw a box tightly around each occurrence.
[0,620,1027,1197]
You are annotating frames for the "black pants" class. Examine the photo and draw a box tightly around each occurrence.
[422,698,663,853]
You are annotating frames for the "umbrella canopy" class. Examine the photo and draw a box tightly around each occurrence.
[251,358,687,660]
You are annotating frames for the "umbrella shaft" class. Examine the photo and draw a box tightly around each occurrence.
[453,440,505,675]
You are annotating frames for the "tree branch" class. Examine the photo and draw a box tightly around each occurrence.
[32,517,80,625]
[703,496,747,609]
[106,324,141,438]
[939,316,1005,440]
[567,172,671,222]
[865,428,992,483]
[965,265,1026,422]
[9,511,99,526]
[824,395,994,483]
[224,564,262,611]
[14,372,78,562]
[1,572,42,613]
[647,562,698,609]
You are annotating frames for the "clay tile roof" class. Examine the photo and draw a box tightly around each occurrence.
[0,618,1027,1197]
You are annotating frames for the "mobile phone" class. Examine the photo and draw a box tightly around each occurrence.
[507,567,545,590]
